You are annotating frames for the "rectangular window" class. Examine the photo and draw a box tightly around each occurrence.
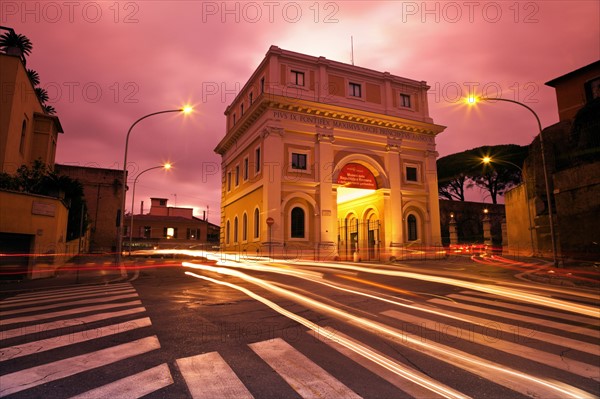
[291,70,305,86]
[143,226,151,238]
[349,82,362,97]
[241,103,244,115]
[235,165,240,186]
[400,94,411,108]
[249,92,253,105]
[187,228,199,240]
[291,153,307,170]
[164,227,177,238]
[227,171,232,191]
[260,77,265,94]
[406,166,418,182]
[255,147,261,173]
[243,158,249,180]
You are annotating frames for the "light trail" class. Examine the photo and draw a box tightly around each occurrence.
[184,270,469,399]
[184,263,597,399]
[289,260,599,318]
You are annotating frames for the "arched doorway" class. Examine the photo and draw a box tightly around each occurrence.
[335,159,386,261]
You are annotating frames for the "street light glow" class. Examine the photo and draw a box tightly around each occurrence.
[482,156,491,164]
[163,162,172,170]
[466,95,478,105]
[182,105,193,114]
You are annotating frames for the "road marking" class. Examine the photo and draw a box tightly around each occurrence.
[176,351,254,399]
[0,307,146,341]
[382,309,600,379]
[69,363,173,399]
[1,283,132,302]
[0,288,135,309]
[0,293,140,316]
[307,328,465,399]
[428,298,600,354]
[249,338,362,399]
[0,300,142,327]
[0,317,152,361]
[0,335,161,397]
[447,293,600,327]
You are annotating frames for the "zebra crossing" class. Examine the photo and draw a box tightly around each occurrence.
[1,284,598,398]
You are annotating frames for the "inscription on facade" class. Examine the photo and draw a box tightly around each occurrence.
[272,110,433,142]
[32,202,56,217]
[337,163,377,189]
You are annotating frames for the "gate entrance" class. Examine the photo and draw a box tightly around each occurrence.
[338,219,380,262]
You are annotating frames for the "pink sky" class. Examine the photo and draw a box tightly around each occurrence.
[5,1,599,222]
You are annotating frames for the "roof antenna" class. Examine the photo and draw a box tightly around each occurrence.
[351,36,354,65]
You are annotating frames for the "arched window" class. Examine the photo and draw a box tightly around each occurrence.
[234,217,239,243]
[291,207,305,238]
[407,214,418,241]
[242,213,248,241]
[225,220,230,244]
[254,208,260,239]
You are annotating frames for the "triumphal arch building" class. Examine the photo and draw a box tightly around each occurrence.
[215,46,445,260]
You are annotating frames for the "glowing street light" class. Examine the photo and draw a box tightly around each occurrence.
[128,163,172,256]
[482,156,535,256]
[466,96,558,266]
[117,106,193,271]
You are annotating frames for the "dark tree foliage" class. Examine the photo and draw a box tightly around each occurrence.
[0,30,33,56]
[26,69,40,86]
[437,152,479,201]
[0,160,88,240]
[467,145,528,204]
[437,144,528,203]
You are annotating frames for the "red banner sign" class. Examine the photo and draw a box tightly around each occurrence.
[337,163,377,189]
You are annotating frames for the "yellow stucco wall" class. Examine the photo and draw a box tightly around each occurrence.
[0,190,69,277]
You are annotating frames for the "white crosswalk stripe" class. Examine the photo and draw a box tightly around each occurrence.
[0,336,161,397]
[1,283,597,398]
[0,283,171,398]
[69,363,174,399]
[176,352,254,399]
[250,338,362,399]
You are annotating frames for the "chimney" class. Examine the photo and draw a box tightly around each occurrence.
[203,210,206,221]
[140,201,144,215]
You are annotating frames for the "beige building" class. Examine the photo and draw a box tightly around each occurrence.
[0,51,67,278]
[505,60,600,261]
[126,198,219,250]
[215,46,445,261]
[55,164,124,253]
[0,53,62,173]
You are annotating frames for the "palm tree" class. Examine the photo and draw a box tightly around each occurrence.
[44,105,57,115]
[27,69,40,86]
[35,87,49,103]
[0,30,33,57]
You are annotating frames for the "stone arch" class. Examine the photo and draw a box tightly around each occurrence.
[281,192,317,215]
[333,153,390,189]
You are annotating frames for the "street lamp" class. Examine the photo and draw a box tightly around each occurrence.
[116,106,193,271]
[482,156,535,256]
[467,96,558,266]
[128,163,172,256]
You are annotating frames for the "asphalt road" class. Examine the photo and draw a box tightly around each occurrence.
[1,255,598,398]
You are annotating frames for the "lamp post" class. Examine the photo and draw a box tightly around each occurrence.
[482,156,535,256]
[116,106,192,271]
[128,163,171,256]
[266,217,274,260]
[467,96,558,266]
